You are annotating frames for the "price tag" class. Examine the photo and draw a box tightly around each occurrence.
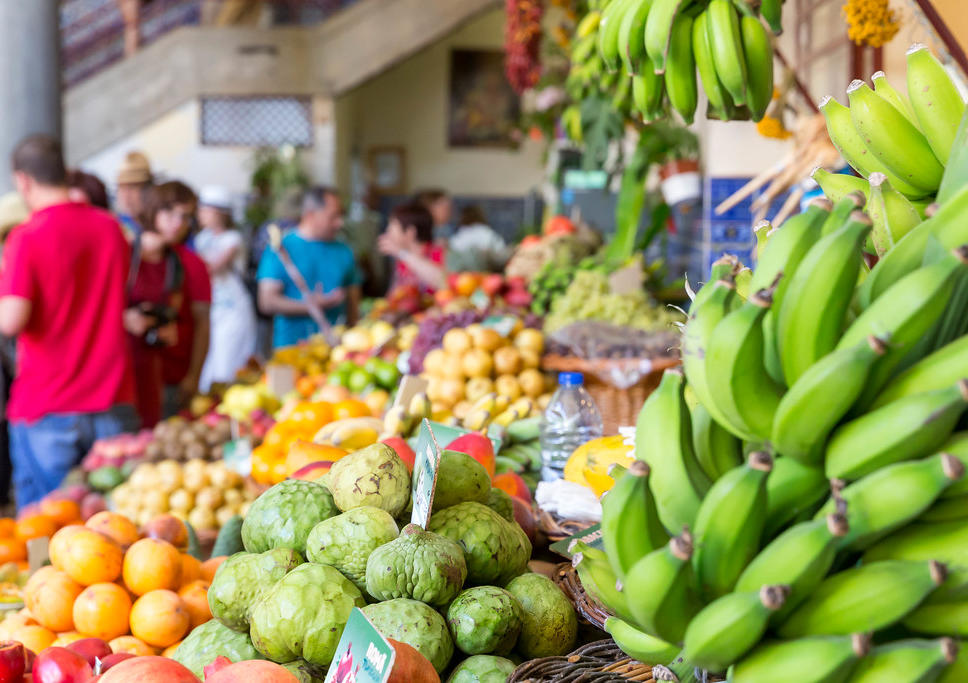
[481,315,517,338]
[324,608,396,683]
[265,363,297,397]
[222,438,253,477]
[27,537,50,572]
[410,420,442,529]
[391,375,428,411]
[609,262,644,295]
[549,523,604,559]
[470,289,491,311]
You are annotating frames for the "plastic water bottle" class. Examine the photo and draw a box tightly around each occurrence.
[540,372,603,481]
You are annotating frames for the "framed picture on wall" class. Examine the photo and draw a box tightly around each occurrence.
[368,146,406,194]
[448,49,521,148]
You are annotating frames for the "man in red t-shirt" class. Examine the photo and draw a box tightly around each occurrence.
[0,135,136,508]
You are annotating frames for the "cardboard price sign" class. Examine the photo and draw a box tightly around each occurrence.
[549,523,604,559]
[324,608,396,683]
[410,419,442,529]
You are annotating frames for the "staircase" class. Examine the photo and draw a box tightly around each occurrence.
[63,0,500,163]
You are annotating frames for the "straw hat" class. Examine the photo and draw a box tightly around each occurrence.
[116,151,152,185]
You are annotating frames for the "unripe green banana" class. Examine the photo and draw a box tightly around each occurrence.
[846,638,956,683]
[920,493,968,523]
[771,336,886,463]
[690,401,742,482]
[764,457,828,539]
[904,601,968,637]
[664,13,697,124]
[825,380,968,481]
[598,0,638,72]
[692,253,739,309]
[706,288,784,441]
[811,167,870,204]
[858,183,968,307]
[623,530,701,643]
[572,548,638,625]
[680,277,740,434]
[819,192,866,237]
[753,219,771,263]
[939,644,968,683]
[819,95,926,198]
[740,14,772,121]
[776,211,871,385]
[693,9,732,119]
[924,566,968,604]
[705,0,747,106]
[644,0,694,74]
[600,460,669,579]
[938,106,968,204]
[871,70,920,129]
[672,586,788,674]
[907,43,966,165]
[632,70,665,121]
[617,0,654,74]
[866,172,923,256]
[759,0,783,34]
[863,519,968,567]
[605,616,680,663]
[576,10,603,39]
[693,452,773,600]
[732,634,871,683]
[941,432,968,498]
[817,453,964,550]
[847,79,945,195]
[635,368,711,532]
[778,560,948,638]
[736,514,848,620]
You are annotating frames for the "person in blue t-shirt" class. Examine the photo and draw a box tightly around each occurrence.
[256,186,361,348]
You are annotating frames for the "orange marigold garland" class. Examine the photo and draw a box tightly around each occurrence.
[506,0,544,94]
[843,0,900,48]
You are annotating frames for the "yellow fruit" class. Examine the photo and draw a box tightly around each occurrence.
[422,349,448,378]
[461,349,494,379]
[437,378,465,407]
[465,377,495,404]
[493,347,523,376]
[563,436,634,489]
[519,349,541,370]
[442,329,473,354]
[518,369,545,398]
[470,327,503,352]
[440,354,466,380]
[514,328,545,354]
[495,375,523,401]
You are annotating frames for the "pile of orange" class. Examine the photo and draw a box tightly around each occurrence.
[0,511,227,659]
[251,399,369,485]
[0,498,87,567]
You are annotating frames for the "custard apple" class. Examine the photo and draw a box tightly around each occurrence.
[173,619,263,678]
[447,586,522,655]
[306,506,399,592]
[242,479,338,554]
[207,548,303,632]
[433,449,490,510]
[365,524,466,606]
[363,598,454,674]
[328,443,411,517]
[505,573,577,658]
[446,655,516,683]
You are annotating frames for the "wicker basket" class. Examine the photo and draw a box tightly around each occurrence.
[509,639,654,682]
[553,562,610,630]
[541,355,681,434]
[536,508,596,544]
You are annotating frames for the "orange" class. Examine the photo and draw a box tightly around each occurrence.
[24,567,83,632]
[15,514,57,541]
[109,635,157,657]
[73,582,132,641]
[290,401,333,432]
[129,590,190,648]
[262,423,295,450]
[332,399,370,420]
[11,624,56,653]
[86,511,140,550]
[178,580,211,628]
[0,538,26,564]
[179,555,201,587]
[40,499,81,526]
[270,460,288,484]
[296,375,316,399]
[0,518,16,538]
[250,453,273,485]
[123,539,182,595]
[200,556,227,583]
[49,527,123,586]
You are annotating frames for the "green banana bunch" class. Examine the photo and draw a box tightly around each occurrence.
[819,192,866,237]
[777,560,948,638]
[632,70,666,121]
[623,530,701,643]
[600,460,669,579]
[693,253,740,308]
[705,287,784,441]
[938,106,968,204]
[604,616,680,663]
[776,210,871,385]
[759,0,783,35]
[825,380,968,480]
[939,645,968,683]
[764,457,829,539]
[736,513,848,620]
[904,602,968,637]
[617,0,654,74]
[771,336,886,464]
[848,638,958,682]
[572,546,639,625]
[811,167,871,204]
[692,451,773,600]
[816,453,965,550]
[866,172,923,255]
[863,519,968,567]
[942,432,968,498]
[635,368,711,532]
[872,70,920,129]
[739,13,772,122]
[644,0,694,74]
[847,79,944,196]
[732,634,871,683]
[693,9,733,121]
[690,401,742,482]
[819,95,926,198]
[668,586,789,675]
[920,494,968,523]
[907,44,966,165]
[664,13,698,124]
[598,0,637,72]
[705,0,747,106]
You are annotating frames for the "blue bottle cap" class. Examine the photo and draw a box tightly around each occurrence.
[558,372,584,387]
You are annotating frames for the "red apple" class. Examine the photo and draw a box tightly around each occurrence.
[506,275,528,291]
[447,433,495,478]
[512,496,536,545]
[381,437,416,473]
[481,273,505,297]
[65,639,111,669]
[32,647,93,683]
[492,472,532,504]
[446,273,461,292]
[95,653,134,673]
[0,641,25,683]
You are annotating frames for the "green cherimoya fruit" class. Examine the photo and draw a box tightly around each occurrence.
[242,479,338,554]
[282,660,326,682]
[366,524,467,607]
[207,548,303,632]
[306,506,399,592]
[428,502,531,585]
[447,586,523,655]
[485,487,515,522]
[173,618,264,678]
[505,573,577,658]
[446,655,517,683]
[363,598,454,674]
[328,443,411,517]
[434,450,491,510]
[249,563,365,668]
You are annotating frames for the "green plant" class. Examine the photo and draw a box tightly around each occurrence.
[245,146,310,228]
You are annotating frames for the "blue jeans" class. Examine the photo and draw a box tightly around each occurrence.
[10,405,139,509]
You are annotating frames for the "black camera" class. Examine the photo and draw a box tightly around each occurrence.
[139,302,178,348]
